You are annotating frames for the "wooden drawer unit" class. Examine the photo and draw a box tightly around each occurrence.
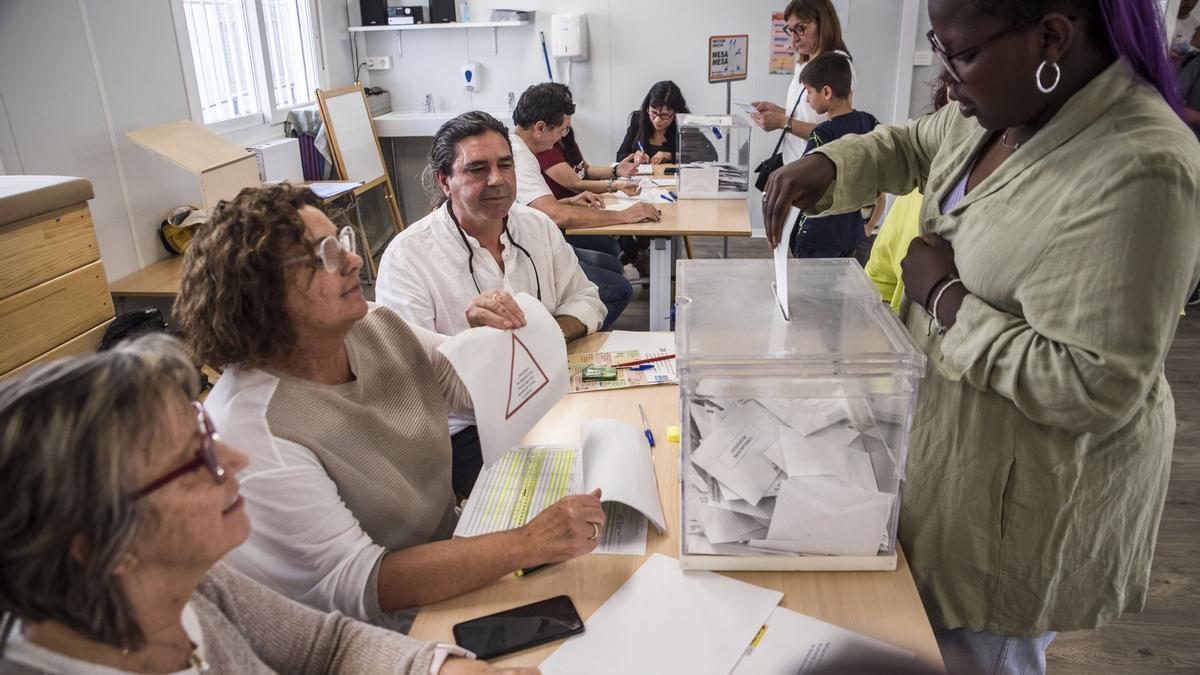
[0,203,101,297]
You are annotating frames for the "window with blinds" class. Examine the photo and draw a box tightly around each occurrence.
[177,0,321,127]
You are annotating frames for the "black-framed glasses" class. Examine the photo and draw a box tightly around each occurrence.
[134,402,226,499]
[285,225,358,274]
[782,21,810,38]
[926,23,1031,83]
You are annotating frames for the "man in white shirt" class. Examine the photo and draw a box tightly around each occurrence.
[376,110,606,495]
[510,83,661,331]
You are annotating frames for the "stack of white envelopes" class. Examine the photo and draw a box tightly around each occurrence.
[684,395,907,557]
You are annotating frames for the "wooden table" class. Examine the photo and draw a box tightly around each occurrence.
[108,255,183,298]
[409,333,944,670]
[565,167,753,330]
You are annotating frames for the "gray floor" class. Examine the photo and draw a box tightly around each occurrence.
[617,235,1199,674]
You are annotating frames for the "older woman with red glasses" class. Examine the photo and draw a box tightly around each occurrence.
[0,335,530,674]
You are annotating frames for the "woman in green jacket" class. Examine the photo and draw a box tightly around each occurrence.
[763,1,1200,673]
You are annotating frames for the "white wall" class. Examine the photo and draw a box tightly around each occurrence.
[361,0,920,232]
[0,0,927,280]
[0,0,356,282]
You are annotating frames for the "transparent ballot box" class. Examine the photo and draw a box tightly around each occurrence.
[675,114,751,199]
[676,259,926,571]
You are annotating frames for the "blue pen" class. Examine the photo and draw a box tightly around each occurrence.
[661,193,675,203]
[638,404,656,449]
[627,363,655,370]
[711,126,723,140]
[668,191,678,200]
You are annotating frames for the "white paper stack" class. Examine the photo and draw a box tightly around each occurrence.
[540,554,782,675]
[685,396,900,557]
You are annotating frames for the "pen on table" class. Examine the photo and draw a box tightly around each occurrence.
[613,353,676,368]
[638,404,656,449]
[515,563,552,578]
[660,192,676,203]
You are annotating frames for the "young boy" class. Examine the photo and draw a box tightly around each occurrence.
[791,52,880,258]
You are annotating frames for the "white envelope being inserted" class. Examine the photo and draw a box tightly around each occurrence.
[761,475,896,555]
[690,402,784,505]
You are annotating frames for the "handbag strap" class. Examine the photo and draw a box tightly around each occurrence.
[769,94,807,156]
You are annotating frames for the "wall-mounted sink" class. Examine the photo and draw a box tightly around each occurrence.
[373,110,514,137]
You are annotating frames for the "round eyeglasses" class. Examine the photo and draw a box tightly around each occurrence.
[286,225,358,274]
[134,402,226,499]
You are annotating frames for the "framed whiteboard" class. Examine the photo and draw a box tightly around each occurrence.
[318,85,387,184]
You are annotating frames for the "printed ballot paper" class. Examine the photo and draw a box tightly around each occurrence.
[540,554,782,675]
[437,293,567,466]
[690,402,784,506]
[454,419,665,555]
[730,605,914,674]
[760,476,895,555]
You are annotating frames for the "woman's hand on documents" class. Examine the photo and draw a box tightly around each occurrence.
[649,151,672,166]
[441,658,540,675]
[520,488,606,561]
[466,290,527,330]
[616,152,640,177]
[761,153,837,249]
[614,181,642,197]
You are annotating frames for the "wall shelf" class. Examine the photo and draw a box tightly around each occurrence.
[348,20,528,33]
[349,20,528,55]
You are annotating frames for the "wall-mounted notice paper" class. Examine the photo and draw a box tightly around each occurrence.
[540,554,782,675]
[438,292,568,465]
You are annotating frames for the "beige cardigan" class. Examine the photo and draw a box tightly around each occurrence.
[812,60,1200,635]
[0,563,436,674]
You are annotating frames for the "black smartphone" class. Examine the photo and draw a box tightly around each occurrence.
[452,595,584,660]
[663,167,679,175]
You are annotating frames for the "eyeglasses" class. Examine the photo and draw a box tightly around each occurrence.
[782,22,810,37]
[285,225,358,274]
[926,22,1030,83]
[134,402,226,499]
[647,108,675,122]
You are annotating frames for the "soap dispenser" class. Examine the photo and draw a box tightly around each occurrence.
[462,62,480,92]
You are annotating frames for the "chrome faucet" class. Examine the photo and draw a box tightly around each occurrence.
[507,92,516,113]
[423,94,434,113]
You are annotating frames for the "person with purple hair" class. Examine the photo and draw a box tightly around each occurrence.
[762,1,1199,673]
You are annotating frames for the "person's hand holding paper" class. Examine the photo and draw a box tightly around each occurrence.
[465,289,527,330]
[438,292,569,465]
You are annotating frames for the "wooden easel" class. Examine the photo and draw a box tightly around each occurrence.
[315,84,405,277]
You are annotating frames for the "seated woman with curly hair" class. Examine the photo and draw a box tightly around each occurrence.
[174,183,604,632]
[0,335,523,674]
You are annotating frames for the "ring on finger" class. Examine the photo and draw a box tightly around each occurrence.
[588,522,600,540]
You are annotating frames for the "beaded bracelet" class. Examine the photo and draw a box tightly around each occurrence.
[923,273,957,315]
[927,278,965,336]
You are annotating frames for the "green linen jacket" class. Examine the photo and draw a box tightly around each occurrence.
[811,60,1200,635]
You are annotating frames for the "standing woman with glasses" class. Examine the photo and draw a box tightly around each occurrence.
[763,1,1200,673]
[0,335,532,674]
[750,0,851,154]
[175,183,605,634]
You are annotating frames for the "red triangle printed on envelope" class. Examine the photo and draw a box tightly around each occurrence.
[506,333,550,419]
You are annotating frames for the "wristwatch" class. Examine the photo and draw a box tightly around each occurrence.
[611,164,619,178]
[607,177,616,192]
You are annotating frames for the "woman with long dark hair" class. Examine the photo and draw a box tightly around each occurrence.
[765,1,1197,673]
[615,80,691,164]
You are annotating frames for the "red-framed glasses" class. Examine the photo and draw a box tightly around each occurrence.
[133,402,226,499]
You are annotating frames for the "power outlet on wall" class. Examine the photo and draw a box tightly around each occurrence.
[365,56,391,70]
